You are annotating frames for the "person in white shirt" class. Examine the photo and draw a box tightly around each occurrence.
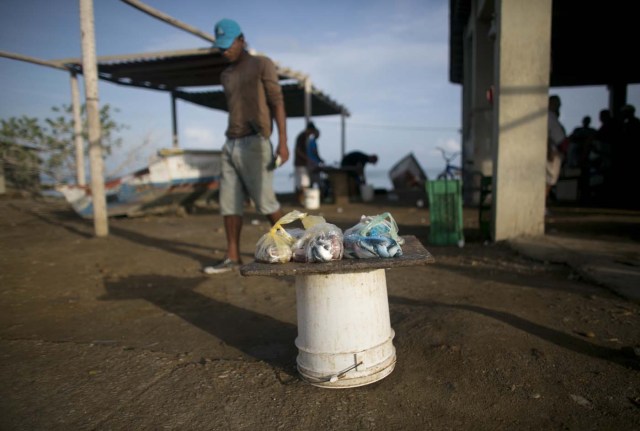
[546,95,566,213]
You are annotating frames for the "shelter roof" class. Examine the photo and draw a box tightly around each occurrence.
[175,84,347,117]
[53,47,349,117]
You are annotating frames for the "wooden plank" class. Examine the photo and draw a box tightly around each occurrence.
[240,235,435,277]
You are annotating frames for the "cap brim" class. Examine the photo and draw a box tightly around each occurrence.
[213,36,234,49]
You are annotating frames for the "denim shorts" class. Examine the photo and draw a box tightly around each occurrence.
[219,135,280,216]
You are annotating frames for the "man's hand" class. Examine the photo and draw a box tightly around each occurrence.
[276,139,289,165]
[273,102,288,164]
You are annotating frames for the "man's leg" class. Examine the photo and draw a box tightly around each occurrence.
[203,214,243,274]
[224,215,243,262]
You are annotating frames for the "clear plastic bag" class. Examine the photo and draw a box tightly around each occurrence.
[291,215,344,263]
[343,212,404,259]
[254,210,307,263]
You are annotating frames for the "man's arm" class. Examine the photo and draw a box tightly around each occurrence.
[273,102,289,164]
[261,56,289,165]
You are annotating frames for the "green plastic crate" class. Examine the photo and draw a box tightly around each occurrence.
[426,179,464,246]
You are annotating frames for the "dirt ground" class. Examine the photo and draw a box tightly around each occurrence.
[0,194,639,430]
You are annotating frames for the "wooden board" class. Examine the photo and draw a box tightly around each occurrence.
[240,235,435,277]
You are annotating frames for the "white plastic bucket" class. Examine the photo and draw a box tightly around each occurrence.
[295,269,396,388]
[360,184,374,202]
[303,187,320,210]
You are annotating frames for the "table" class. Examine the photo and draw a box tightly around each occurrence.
[316,166,359,205]
[240,235,435,388]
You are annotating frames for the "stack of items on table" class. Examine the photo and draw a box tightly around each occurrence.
[255,210,405,264]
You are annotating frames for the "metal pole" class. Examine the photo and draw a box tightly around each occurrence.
[304,77,312,126]
[341,112,346,160]
[70,72,86,186]
[79,0,108,236]
[171,91,179,148]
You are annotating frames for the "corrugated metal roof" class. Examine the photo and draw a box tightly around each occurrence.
[54,48,349,117]
[176,84,349,117]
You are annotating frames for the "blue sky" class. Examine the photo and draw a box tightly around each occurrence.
[1,0,638,191]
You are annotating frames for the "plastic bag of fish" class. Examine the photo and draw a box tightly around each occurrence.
[291,215,344,263]
[254,210,343,264]
[254,210,307,263]
[343,212,405,258]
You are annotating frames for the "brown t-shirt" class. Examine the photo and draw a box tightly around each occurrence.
[221,52,284,139]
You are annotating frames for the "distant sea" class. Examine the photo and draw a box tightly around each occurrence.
[42,166,439,197]
[272,167,439,194]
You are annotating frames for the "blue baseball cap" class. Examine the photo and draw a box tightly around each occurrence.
[213,19,242,49]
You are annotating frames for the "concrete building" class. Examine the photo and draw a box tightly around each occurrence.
[449,0,640,241]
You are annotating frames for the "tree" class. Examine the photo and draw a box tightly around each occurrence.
[0,117,44,192]
[1,103,127,190]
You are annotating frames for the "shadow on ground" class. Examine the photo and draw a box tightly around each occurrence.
[99,274,298,374]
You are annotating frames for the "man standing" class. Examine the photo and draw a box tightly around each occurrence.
[341,151,378,197]
[204,18,289,274]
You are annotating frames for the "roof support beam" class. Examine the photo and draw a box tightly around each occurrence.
[120,0,216,43]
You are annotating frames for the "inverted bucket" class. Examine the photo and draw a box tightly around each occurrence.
[295,269,396,388]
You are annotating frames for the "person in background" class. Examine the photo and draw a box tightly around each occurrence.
[204,18,288,274]
[306,126,324,188]
[340,151,378,198]
[594,109,617,201]
[568,115,597,202]
[294,122,319,205]
[546,94,567,215]
[568,116,597,168]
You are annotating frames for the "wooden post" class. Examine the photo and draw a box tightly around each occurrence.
[79,0,108,237]
[70,71,86,186]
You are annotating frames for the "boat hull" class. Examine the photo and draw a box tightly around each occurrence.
[57,149,221,218]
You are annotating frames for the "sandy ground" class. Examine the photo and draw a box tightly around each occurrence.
[0,194,639,430]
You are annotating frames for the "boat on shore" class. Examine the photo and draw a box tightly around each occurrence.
[57,148,221,218]
[388,152,428,190]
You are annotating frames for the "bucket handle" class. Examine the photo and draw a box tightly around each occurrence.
[302,361,364,384]
[328,361,364,383]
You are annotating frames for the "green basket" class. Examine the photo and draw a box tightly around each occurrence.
[426,179,464,246]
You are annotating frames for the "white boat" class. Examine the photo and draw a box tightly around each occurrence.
[388,153,428,190]
[57,148,221,218]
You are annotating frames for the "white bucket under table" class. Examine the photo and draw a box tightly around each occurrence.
[239,235,435,389]
[295,269,396,388]
[360,184,374,202]
[303,187,320,210]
